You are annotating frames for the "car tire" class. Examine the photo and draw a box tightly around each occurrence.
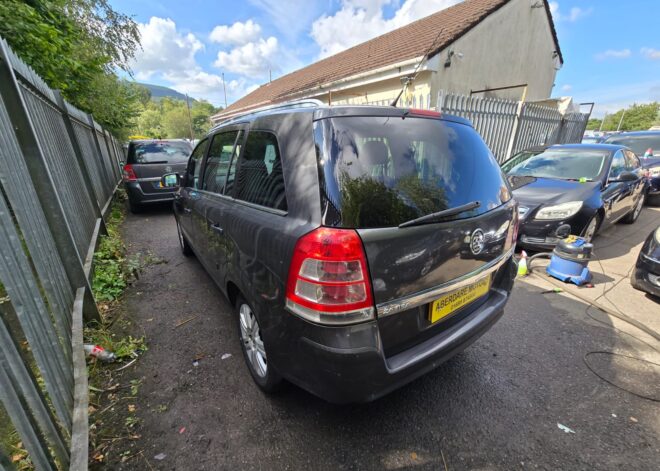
[622,193,645,224]
[582,214,600,243]
[236,295,283,393]
[128,199,142,214]
[176,220,193,257]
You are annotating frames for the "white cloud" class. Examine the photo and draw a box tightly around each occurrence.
[641,47,660,60]
[129,17,260,106]
[549,2,592,22]
[209,20,262,46]
[131,17,203,80]
[214,36,280,77]
[561,84,572,92]
[595,49,631,60]
[311,0,461,59]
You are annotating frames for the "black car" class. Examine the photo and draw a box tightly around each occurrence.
[501,144,646,250]
[123,139,193,213]
[631,226,660,298]
[603,131,660,206]
[162,102,518,403]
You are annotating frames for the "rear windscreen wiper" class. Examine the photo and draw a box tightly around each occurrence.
[398,201,481,228]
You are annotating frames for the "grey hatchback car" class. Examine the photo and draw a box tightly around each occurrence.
[163,102,518,403]
[123,139,192,213]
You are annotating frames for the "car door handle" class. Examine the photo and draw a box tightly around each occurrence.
[210,223,224,235]
[183,207,192,214]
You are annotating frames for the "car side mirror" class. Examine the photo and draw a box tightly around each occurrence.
[160,172,181,188]
[611,171,638,182]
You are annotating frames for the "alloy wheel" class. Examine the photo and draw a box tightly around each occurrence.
[584,217,598,242]
[239,303,267,378]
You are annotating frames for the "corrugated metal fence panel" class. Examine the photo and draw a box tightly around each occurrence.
[18,84,97,258]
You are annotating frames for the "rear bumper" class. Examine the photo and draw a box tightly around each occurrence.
[271,257,516,403]
[124,181,176,204]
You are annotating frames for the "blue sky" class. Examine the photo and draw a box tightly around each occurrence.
[110,0,660,117]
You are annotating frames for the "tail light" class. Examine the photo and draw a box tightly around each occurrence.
[123,164,137,182]
[285,227,375,325]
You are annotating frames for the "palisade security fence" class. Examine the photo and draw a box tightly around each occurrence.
[0,36,123,470]
[437,91,592,163]
[356,89,591,163]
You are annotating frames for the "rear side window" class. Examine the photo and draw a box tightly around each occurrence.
[203,131,239,193]
[314,116,511,228]
[127,141,191,164]
[186,139,208,189]
[234,131,287,211]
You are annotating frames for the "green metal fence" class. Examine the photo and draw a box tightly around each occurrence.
[0,36,122,470]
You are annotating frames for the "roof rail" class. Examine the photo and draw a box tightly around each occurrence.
[211,99,324,129]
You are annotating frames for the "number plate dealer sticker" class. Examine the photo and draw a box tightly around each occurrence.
[429,276,491,324]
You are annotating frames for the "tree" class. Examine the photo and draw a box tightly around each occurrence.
[0,0,140,136]
[600,102,660,131]
[129,96,221,139]
[586,118,602,131]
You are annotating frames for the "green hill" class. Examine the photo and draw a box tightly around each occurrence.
[137,82,192,102]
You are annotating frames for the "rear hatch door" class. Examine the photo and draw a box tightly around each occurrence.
[127,140,191,193]
[314,113,517,354]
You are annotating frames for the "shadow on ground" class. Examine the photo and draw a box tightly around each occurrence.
[100,206,659,471]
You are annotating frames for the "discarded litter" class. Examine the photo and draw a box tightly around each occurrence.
[175,316,198,329]
[179,427,186,434]
[221,353,232,360]
[557,423,575,434]
[192,360,199,367]
[517,251,528,277]
[611,414,617,418]
[154,453,166,461]
[541,288,563,294]
[84,344,116,363]
[630,417,638,423]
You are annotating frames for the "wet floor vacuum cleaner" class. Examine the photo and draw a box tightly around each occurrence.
[525,236,594,286]
[546,236,593,285]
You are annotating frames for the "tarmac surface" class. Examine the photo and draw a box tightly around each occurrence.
[114,204,659,470]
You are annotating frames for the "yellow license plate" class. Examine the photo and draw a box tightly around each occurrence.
[429,276,491,323]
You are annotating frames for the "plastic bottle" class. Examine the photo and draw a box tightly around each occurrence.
[84,344,116,362]
[517,250,528,277]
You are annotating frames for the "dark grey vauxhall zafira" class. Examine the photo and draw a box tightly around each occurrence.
[163,101,519,403]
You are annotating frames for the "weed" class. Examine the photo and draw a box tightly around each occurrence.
[129,379,141,396]
[124,416,140,429]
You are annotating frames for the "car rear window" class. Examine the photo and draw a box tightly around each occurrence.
[604,134,660,156]
[127,141,192,164]
[314,116,511,228]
